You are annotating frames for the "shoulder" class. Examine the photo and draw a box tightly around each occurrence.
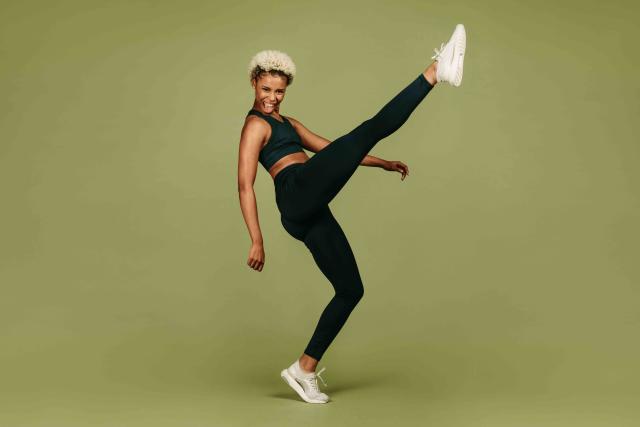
[243,114,270,132]
[241,115,270,142]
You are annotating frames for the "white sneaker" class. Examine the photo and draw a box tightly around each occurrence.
[431,24,466,87]
[280,360,330,404]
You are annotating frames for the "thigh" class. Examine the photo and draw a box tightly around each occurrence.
[280,212,312,242]
[291,121,375,215]
[279,200,332,242]
[302,206,364,296]
[277,140,362,222]
[300,119,373,184]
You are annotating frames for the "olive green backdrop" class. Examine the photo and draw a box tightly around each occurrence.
[1,0,638,425]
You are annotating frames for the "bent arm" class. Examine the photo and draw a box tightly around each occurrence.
[286,116,331,153]
[237,119,268,244]
[287,115,388,168]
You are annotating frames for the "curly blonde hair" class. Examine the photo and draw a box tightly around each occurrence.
[248,50,296,86]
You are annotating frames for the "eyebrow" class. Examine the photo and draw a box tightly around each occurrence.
[261,86,284,90]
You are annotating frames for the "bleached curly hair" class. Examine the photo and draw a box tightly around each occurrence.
[248,50,296,86]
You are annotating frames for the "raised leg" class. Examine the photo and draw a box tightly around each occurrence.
[287,73,434,221]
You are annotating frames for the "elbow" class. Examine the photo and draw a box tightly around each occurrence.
[238,184,254,193]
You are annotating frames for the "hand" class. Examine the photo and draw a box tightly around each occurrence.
[383,160,409,181]
[247,242,265,272]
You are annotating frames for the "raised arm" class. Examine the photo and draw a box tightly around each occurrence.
[238,117,269,272]
[287,116,389,168]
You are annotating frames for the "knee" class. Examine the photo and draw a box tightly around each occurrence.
[353,282,364,302]
[360,115,392,141]
[340,281,364,306]
[358,118,379,141]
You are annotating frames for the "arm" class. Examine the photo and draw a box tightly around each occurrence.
[237,117,268,271]
[287,115,390,168]
[360,154,388,168]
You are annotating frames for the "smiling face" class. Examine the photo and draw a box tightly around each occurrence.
[251,72,288,114]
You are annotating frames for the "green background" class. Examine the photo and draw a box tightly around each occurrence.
[1,0,638,425]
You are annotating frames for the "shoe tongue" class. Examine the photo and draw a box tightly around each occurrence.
[300,370,316,378]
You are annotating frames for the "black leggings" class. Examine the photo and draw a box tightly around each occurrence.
[274,73,434,361]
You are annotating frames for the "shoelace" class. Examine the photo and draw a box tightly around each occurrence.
[431,42,446,61]
[316,367,327,387]
[305,367,328,392]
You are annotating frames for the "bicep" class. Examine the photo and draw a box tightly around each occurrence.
[238,119,267,191]
[287,116,331,153]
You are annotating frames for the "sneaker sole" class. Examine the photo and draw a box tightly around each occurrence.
[451,24,466,87]
[280,369,329,404]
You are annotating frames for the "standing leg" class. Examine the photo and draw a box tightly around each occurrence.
[285,72,434,221]
[299,206,365,362]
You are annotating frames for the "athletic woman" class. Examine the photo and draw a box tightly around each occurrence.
[238,24,467,404]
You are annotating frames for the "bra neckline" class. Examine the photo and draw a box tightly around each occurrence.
[249,108,286,124]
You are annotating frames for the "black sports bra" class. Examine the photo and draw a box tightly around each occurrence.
[246,109,305,170]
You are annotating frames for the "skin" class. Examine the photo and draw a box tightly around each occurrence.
[237,62,439,373]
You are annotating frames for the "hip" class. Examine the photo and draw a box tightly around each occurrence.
[274,162,304,202]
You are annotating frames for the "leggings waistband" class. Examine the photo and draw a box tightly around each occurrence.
[274,162,304,188]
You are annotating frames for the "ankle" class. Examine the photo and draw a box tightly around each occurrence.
[298,355,317,373]
[423,62,438,86]
[300,366,315,374]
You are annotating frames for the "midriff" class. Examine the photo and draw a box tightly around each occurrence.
[268,152,310,180]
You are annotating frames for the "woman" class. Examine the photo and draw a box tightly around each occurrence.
[238,24,466,404]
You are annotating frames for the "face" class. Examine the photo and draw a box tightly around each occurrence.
[252,73,288,114]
